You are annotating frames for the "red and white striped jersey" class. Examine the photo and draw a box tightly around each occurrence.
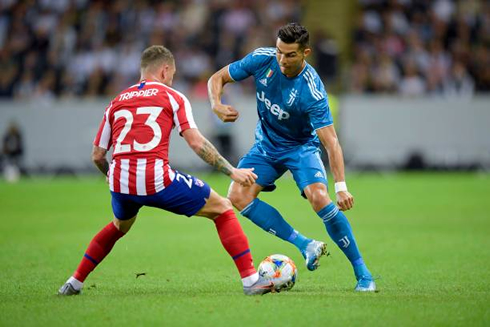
[93,80,197,195]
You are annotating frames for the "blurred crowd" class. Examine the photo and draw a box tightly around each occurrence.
[1,0,489,100]
[349,0,490,97]
[0,0,301,100]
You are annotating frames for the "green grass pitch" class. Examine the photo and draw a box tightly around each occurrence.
[1,172,489,326]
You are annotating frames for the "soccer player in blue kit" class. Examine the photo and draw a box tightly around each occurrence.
[208,23,376,291]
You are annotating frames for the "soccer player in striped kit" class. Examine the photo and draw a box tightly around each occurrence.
[208,23,376,291]
[58,45,275,296]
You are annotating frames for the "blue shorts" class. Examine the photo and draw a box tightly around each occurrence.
[238,144,328,197]
[111,171,211,220]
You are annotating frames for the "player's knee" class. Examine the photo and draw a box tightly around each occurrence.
[208,196,233,216]
[228,191,252,211]
[219,197,233,212]
[113,216,136,233]
[307,188,330,212]
[227,191,240,207]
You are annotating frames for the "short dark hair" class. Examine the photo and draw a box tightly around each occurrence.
[277,23,309,49]
[141,45,174,71]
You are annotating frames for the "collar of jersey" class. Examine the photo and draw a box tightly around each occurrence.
[130,79,167,88]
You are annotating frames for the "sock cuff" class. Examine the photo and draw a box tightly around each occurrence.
[317,202,339,222]
[108,222,126,238]
[214,209,236,225]
[240,198,260,216]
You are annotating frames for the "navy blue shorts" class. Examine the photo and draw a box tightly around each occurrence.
[238,143,328,197]
[111,171,211,220]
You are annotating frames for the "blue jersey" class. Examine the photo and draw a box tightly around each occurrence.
[229,47,333,153]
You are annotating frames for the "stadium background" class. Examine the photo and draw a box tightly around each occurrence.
[1,0,489,173]
[1,1,489,326]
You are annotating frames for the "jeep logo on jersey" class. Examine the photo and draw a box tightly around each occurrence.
[256,91,290,120]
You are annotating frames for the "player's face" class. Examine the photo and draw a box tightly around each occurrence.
[276,38,311,78]
[161,61,176,86]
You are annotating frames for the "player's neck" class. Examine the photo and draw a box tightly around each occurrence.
[141,74,165,85]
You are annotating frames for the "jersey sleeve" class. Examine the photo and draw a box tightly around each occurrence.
[303,71,333,129]
[228,47,275,81]
[167,90,197,134]
[93,103,113,149]
[306,97,333,130]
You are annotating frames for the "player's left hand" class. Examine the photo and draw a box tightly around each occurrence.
[336,191,354,211]
[230,167,257,187]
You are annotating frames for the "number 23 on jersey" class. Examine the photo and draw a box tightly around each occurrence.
[113,106,163,154]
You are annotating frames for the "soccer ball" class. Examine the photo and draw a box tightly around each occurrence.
[258,254,298,292]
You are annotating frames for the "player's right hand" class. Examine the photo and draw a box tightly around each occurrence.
[336,191,354,211]
[230,167,257,187]
[213,103,239,122]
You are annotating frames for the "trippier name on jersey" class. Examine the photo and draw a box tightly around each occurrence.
[119,88,159,101]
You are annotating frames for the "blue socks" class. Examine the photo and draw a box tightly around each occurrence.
[241,198,372,280]
[241,199,311,251]
[288,229,311,251]
[317,202,372,279]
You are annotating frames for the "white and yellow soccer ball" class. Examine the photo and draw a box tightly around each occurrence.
[258,254,298,292]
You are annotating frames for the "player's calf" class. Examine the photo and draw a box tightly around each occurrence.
[213,209,257,280]
[317,202,376,289]
[58,221,126,295]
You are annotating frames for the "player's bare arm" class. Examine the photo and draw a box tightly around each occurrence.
[91,145,109,176]
[182,128,257,187]
[316,125,354,211]
[207,65,239,122]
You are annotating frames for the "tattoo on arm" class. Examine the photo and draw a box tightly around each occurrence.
[94,160,109,176]
[197,139,233,175]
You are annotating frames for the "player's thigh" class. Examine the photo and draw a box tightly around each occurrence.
[284,145,328,197]
[195,189,233,219]
[146,171,212,217]
[111,191,144,220]
[237,146,286,193]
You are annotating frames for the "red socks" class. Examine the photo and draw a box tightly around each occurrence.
[214,210,256,278]
[73,222,125,282]
[73,212,254,283]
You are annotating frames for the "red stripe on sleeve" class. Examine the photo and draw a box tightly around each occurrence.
[93,114,107,146]
[93,102,114,148]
